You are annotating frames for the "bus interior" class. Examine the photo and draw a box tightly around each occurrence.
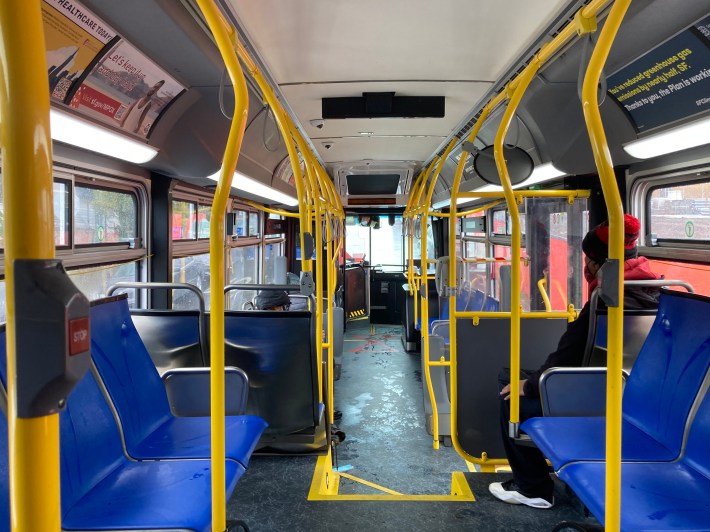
[1,0,710,531]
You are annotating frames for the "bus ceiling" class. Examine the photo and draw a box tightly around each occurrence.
[72,0,710,208]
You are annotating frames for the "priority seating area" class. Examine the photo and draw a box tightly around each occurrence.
[523,290,710,531]
[0,295,268,532]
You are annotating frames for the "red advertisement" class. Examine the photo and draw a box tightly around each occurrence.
[70,39,185,137]
[70,85,121,118]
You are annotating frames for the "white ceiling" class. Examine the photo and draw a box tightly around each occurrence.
[226,0,576,172]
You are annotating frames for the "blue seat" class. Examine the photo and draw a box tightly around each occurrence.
[0,324,240,532]
[61,371,242,531]
[90,296,267,469]
[522,290,710,469]
[468,289,485,311]
[558,388,710,531]
[221,310,319,436]
[483,296,500,312]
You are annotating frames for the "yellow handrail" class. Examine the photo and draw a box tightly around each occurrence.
[0,2,61,530]
[194,2,250,530]
[581,1,631,530]
[447,0,612,465]
[537,278,552,312]
[234,41,313,275]
[420,140,457,449]
[242,199,300,218]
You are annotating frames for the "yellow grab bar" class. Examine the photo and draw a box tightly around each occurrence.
[581,1,632,530]
[537,278,552,312]
[194,1,250,530]
[0,1,61,530]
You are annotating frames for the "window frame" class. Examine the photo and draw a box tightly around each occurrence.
[631,165,710,263]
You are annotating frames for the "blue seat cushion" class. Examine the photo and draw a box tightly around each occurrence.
[63,459,242,532]
[130,415,267,469]
[559,461,710,532]
[90,297,267,468]
[521,416,675,470]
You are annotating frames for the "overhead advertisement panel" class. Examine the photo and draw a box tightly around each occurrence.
[42,0,186,139]
[69,39,186,138]
[42,0,116,102]
[607,15,710,132]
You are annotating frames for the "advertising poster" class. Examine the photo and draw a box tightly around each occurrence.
[69,39,185,138]
[607,15,710,132]
[42,0,116,102]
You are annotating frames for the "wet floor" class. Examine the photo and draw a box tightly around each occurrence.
[228,320,600,531]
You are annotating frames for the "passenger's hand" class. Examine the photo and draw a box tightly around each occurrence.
[500,379,527,401]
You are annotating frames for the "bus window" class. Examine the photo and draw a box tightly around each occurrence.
[248,212,260,238]
[228,245,259,310]
[69,262,138,302]
[370,215,404,270]
[344,216,369,263]
[264,242,284,284]
[408,216,435,271]
[172,200,197,240]
[172,253,210,309]
[643,179,710,296]
[233,209,249,237]
[74,186,137,245]
[649,180,710,241]
[54,180,70,247]
[197,205,211,239]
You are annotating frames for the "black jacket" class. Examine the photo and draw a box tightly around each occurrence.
[523,284,659,399]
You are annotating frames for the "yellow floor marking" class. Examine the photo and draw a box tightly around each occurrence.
[308,455,475,502]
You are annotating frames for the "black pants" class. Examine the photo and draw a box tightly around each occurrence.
[498,371,554,500]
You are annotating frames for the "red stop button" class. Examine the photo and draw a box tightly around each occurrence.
[68,317,90,356]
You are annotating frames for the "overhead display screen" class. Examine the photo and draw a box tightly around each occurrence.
[607,15,710,132]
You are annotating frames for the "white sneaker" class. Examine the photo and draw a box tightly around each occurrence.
[489,479,554,508]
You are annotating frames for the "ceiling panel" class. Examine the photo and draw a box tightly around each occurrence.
[226,0,577,172]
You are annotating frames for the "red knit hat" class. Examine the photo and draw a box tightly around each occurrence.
[582,214,641,263]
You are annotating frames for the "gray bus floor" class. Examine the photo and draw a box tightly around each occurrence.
[228,320,601,531]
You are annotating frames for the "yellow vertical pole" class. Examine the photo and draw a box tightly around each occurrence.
[580,2,631,530]
[494,64,540,435]
[317,163,337,422]
[0,2,61,531]
[195,2,249,531]
[421,140,457,449]
[235,40,312,276]
[304,156,324,400]
[447,100,497,459]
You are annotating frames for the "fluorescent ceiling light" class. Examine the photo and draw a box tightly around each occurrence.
[432,197,475,209]
[524,162,565,185]
[471,163,566,192]
[207,170,298,206]
[50,109,158,164]
[623,115,710,159]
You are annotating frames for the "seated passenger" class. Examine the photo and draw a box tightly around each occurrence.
[254,290,291,311]
[489,214,660,509]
